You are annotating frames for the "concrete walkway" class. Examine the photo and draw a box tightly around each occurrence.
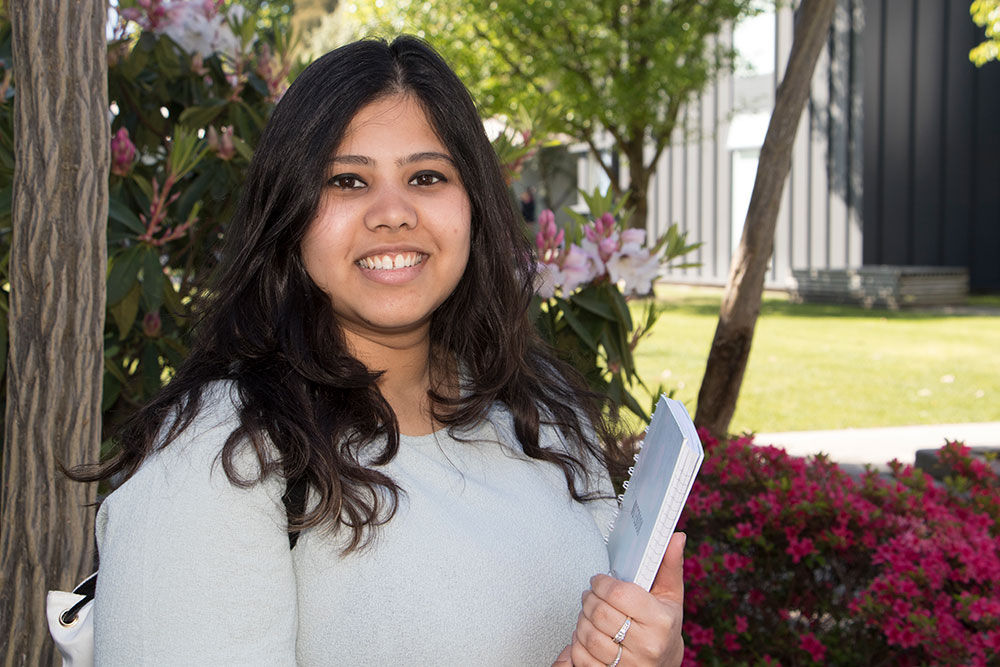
[753,422,1000,467]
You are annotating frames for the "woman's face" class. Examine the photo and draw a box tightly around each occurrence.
[302,94,472,346]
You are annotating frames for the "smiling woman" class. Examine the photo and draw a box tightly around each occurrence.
[302,95,472,370]
[71,36,686,666]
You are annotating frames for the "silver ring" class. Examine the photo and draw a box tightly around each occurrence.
[608,643,623,667]
[612,616,631,644]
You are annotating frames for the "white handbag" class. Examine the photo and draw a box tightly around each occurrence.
[46,571,97,667]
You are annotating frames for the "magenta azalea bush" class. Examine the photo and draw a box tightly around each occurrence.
[678,435,1000,666]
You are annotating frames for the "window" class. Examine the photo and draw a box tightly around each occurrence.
[733,0,776,78]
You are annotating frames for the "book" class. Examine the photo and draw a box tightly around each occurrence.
[605,395,704,591]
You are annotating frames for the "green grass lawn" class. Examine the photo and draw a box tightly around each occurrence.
[632,285,1000,433]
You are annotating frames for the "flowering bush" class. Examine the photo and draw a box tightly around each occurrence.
[121,0,253,62]
[532,187,698,418]
[678,435,1000,665]
[0,2,296,444]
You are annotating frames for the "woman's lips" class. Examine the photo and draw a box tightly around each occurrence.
[355,251,426,270]
[355,251,428,285]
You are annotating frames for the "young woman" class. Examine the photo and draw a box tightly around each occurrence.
[88,36,685,666]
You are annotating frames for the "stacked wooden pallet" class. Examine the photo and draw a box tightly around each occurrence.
[790,266,969,309]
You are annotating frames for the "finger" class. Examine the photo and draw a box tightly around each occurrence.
[650,531,686,605]
[589,573,661,624]
[574,605,625,665]
[551,643,573,666]
[569,641,600,667]
[581,589,629,638]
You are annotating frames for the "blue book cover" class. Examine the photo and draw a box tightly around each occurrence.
[606,395,704,590]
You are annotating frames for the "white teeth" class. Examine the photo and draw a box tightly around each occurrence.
[358,252,424,270]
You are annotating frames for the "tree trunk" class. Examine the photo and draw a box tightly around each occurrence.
[1,2,108,665]
[623,140,650,231]
[694,0,836,438]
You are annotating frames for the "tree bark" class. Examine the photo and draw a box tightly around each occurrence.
[1,1,108,665]
[623,140,650,231]
[694,0,837,438]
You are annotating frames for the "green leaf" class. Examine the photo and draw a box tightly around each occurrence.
[554,298,600,352]
[0,187,11,220]
[157,335,187,366]
[102,372,122,412]
[108,196,146,236]
[0,307,7,385]
[114,37,150,80]
[161,279,188,328]
[230,133,254,162]
[569,289,616,321]
[107,245,144,305]
[142,247,164,312]
[141,342,162,395]
[108,282,141,340]
[178,102,228,130]
[605,283,634,331]
[173,168,216,230]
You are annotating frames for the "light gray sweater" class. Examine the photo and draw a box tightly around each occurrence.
[94,383,617,666]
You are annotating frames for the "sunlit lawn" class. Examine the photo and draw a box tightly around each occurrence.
[633,285,1000,433]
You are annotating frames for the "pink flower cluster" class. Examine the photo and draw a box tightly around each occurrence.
[534,209,661,298]
[111,128,136,177]
[674,435,1000,665]
[120,0,244,60]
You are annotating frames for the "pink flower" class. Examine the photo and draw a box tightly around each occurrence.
[111,127,136,176]
[142,311,162,337]
[722,552,751,574]
[597,236,618,262]
[685,622,714,647]
[584,212,616,243]
[559,244,598,293]
[606,247,660,295]
[734,615,748,633]
[534,262,560,299]
[799,633,826,662]
[619,227,646,252]
[120,0,169,31]
[786,536,815,563]
[534,209,563,264]
[683,555,707,582]
[723,632,740,651]
[208,125,236,160]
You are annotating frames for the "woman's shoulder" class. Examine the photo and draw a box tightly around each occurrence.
[92,379,297,664]
[95,379,285,545]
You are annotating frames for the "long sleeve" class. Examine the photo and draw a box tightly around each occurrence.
[93,384,297,666]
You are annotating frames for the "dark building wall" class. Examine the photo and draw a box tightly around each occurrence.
[863,0,1000,290]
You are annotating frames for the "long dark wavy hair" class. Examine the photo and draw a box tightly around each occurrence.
[79,36,626,553]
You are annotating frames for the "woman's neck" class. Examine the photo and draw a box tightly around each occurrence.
[342,327,447,436]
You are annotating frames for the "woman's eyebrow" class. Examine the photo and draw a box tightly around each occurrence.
[329,154,370,166]
[328,151,455,168]
[397,151,455,167]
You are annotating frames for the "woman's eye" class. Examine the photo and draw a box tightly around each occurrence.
[328,174,366,189]
[410,171,446,186]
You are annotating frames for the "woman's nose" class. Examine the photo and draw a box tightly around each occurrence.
[363,182,417,231]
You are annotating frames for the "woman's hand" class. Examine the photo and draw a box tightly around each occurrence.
[553,532,686,667]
